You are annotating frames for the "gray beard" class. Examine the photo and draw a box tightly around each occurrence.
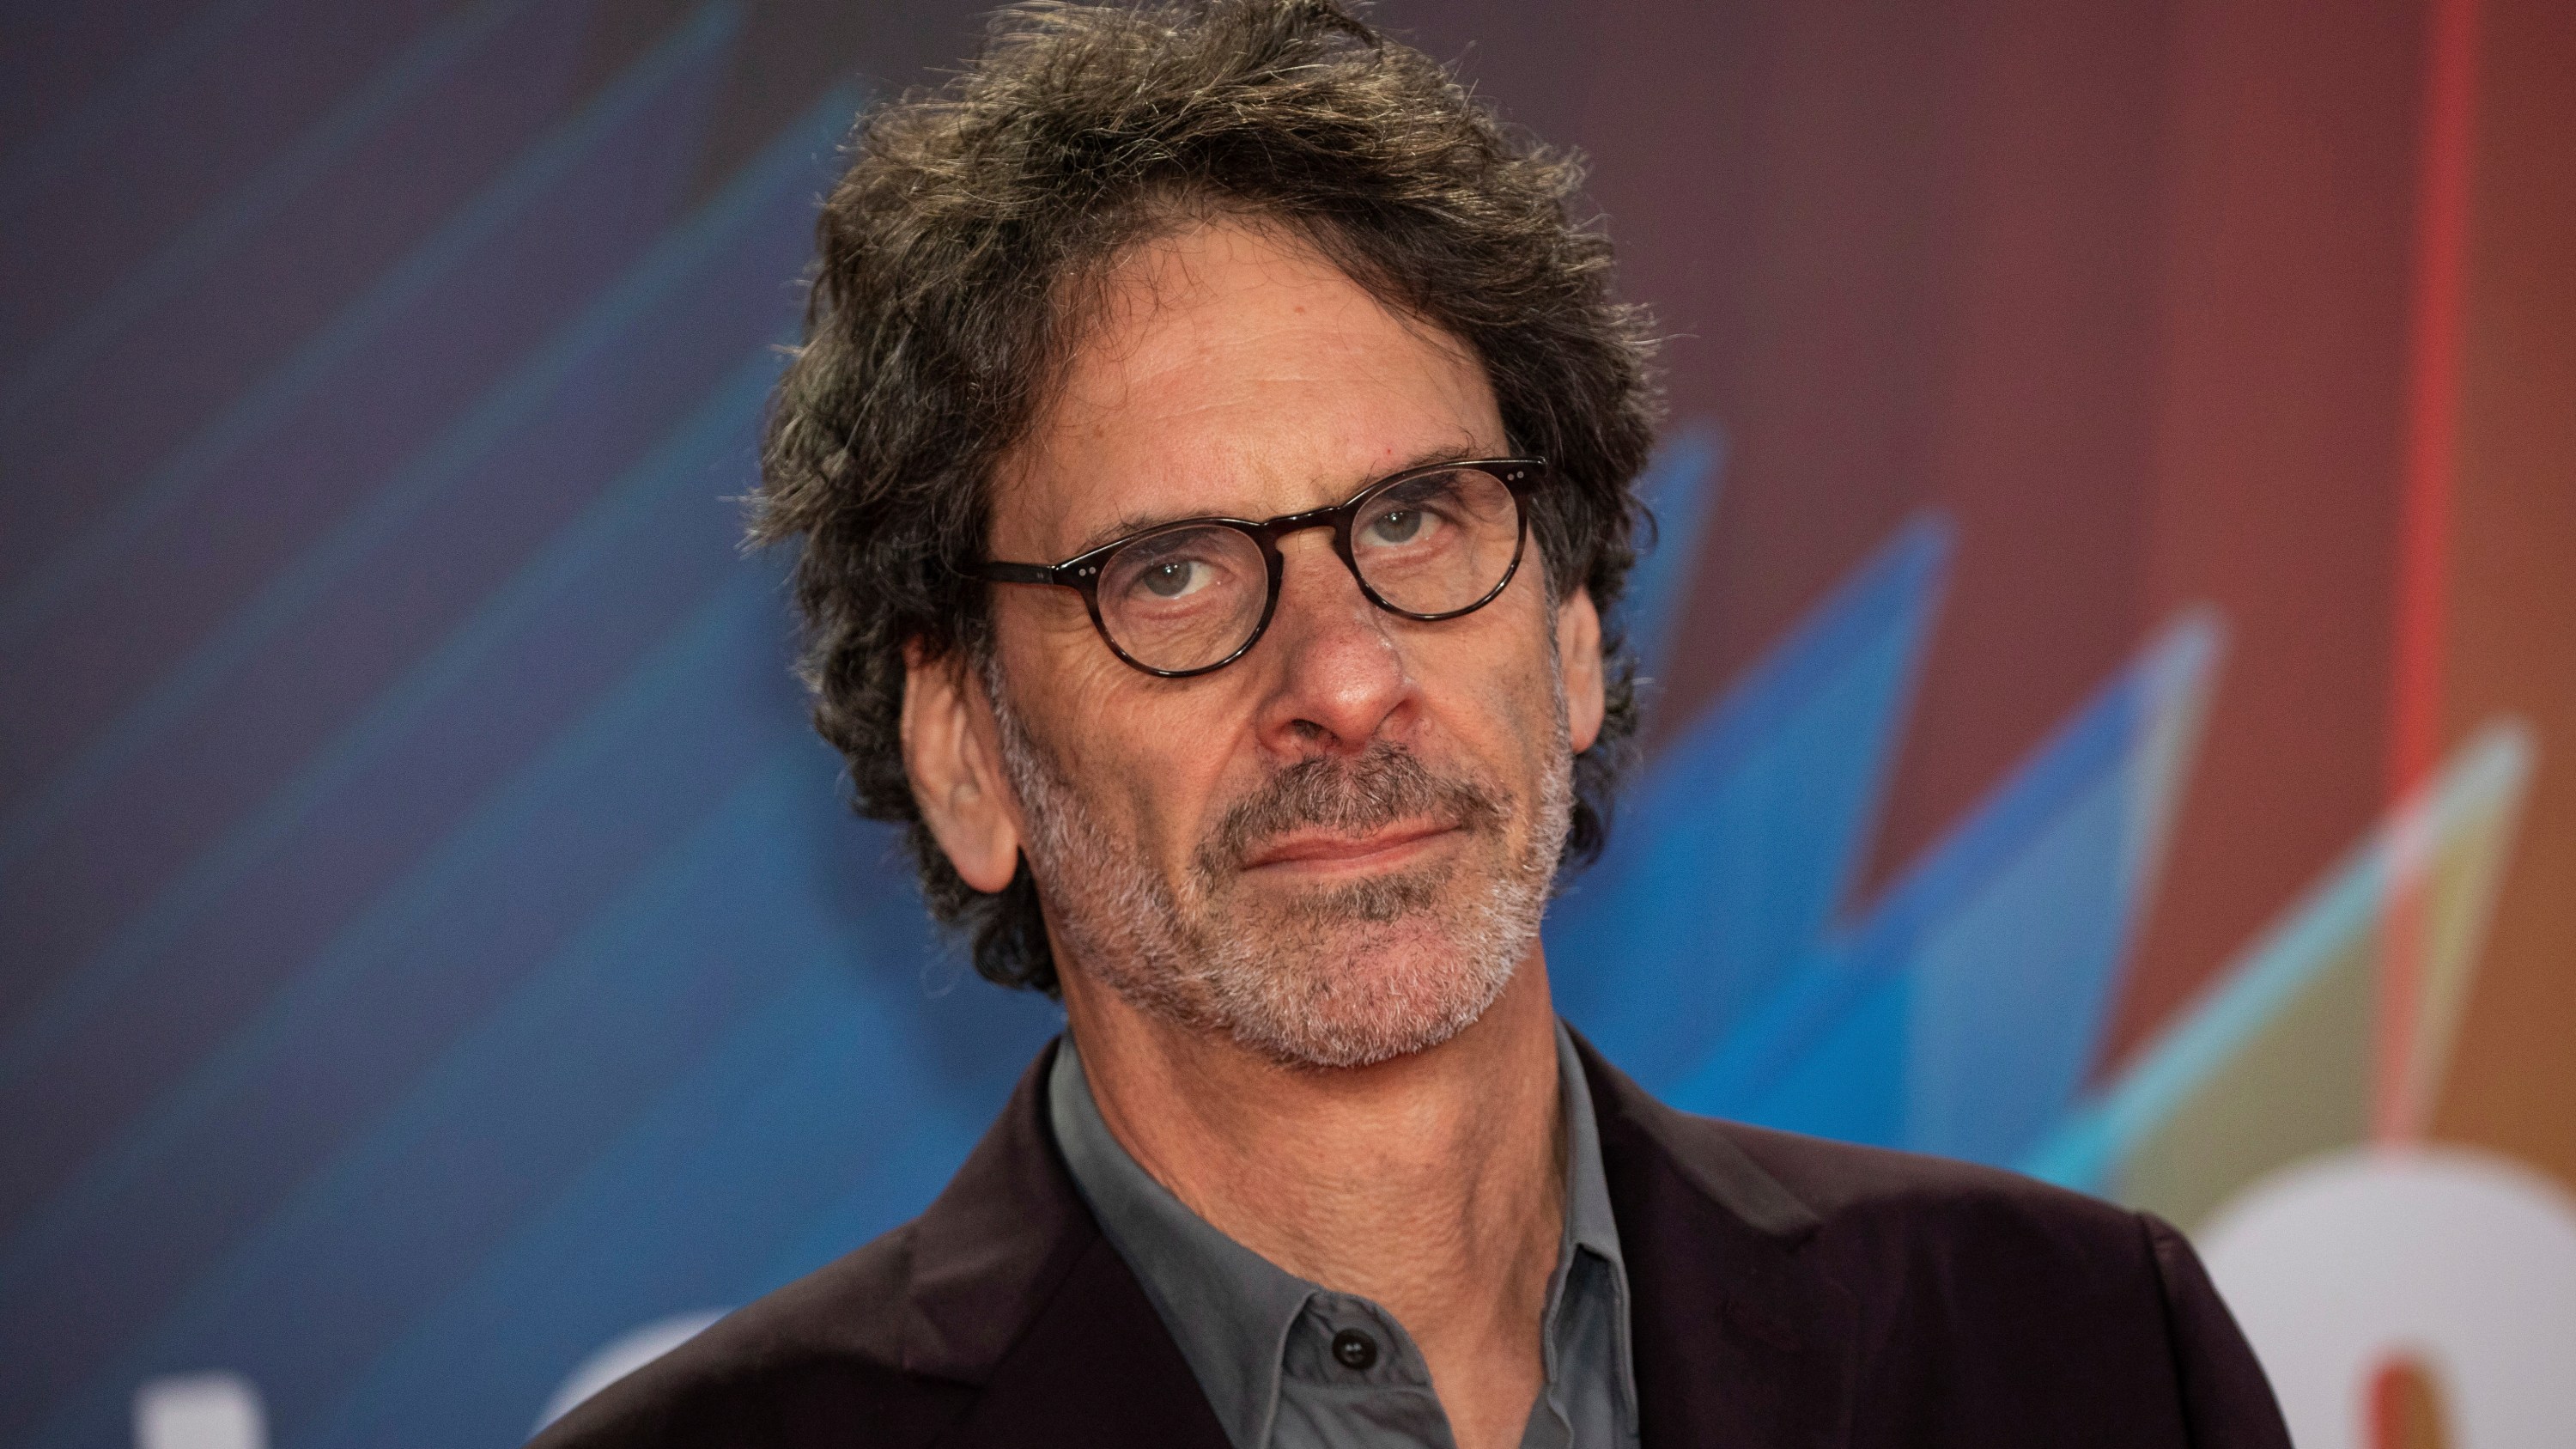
[988,662,1573,1069]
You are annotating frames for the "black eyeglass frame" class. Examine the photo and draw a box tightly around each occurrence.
[968,457,1552,679]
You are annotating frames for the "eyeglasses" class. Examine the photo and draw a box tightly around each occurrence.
[970,458,1549,678]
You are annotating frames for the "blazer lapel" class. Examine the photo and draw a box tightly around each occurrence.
[934,1231,1234,1449]
[1576,1032,1861,1449]
[906,1038,1231,1449]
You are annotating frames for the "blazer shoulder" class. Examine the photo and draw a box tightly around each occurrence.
[1577,1028,2161,1294]
[527,1043,1103,1448]
[529,1221,972,1449]
[1708,1117,2155,1271]
[1711,1120,2287,1444]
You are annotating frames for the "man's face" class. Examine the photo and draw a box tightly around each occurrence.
[979,217,1601,1068]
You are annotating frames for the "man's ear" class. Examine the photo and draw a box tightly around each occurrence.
[1557,586,1606,754]
[900,642,1024,893]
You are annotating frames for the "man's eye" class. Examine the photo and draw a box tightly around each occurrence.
[1139,559,1206,598]
[1365,507,1431,545]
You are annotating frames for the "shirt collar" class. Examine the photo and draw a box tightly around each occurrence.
[1047,1020,1637,1446]
[1553,1016,1627,1274]
[1549,1017,1640,1436]
[1048,1039,1314,1445]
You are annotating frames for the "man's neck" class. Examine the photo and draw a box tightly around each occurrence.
[1060,955,1565,1449]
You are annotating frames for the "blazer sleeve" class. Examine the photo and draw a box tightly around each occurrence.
[2140,1213,2292,1449]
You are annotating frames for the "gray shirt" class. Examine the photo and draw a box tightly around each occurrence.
[1047,1023,1640,1449]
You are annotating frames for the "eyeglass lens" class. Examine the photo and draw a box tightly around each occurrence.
[1095,466,1522,673]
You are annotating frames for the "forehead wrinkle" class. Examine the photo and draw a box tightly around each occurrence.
[1051,438,1497,560]
[993,217,1502,563]
[1049,217,1467,433]
[1042,214,1321,419]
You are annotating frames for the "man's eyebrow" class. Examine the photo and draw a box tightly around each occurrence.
[1066,507,1207,558]
[1058,444,1487,557]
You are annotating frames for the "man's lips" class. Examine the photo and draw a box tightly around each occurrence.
[1238,820,1460,872]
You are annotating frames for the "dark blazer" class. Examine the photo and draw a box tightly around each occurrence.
[532,1033,2289,1448]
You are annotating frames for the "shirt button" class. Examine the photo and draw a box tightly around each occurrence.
[1330,1329,1378,1371]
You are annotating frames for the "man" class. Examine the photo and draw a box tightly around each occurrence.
[536,3,2290,1446]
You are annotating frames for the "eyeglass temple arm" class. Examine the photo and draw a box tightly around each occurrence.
[966,561,1065,587]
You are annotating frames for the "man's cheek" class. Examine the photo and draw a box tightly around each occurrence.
[1118,755,1218,876]
[1478,649,1554,764]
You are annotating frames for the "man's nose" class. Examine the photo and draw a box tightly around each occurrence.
[1250,533,1413,756]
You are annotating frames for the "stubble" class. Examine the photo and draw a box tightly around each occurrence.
[989,660,1573,1068]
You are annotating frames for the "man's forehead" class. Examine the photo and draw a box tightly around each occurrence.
[993,219,1503,557]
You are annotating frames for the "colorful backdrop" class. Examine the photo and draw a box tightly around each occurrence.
[2,2,2569,1447]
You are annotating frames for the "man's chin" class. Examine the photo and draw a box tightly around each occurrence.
[1202,926,1523,1070]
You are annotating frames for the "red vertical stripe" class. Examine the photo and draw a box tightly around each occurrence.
[2380,0,2482,1142]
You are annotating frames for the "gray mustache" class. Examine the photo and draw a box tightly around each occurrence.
[1204,744,1509,872]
